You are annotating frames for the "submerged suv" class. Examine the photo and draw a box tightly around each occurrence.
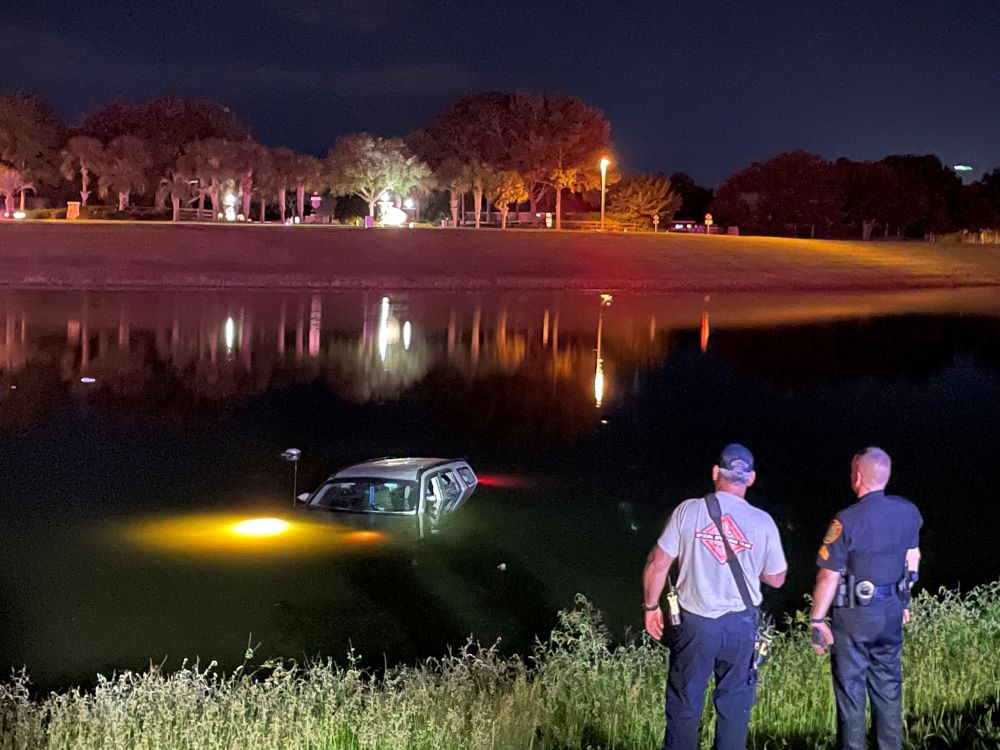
[299,458,478,525]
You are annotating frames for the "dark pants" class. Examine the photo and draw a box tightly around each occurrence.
[831,598,904,750]
[664,609,758,750]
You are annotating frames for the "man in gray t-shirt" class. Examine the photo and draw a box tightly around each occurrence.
[643,444,787,750]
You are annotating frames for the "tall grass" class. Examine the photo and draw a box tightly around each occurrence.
[2,583,998,749]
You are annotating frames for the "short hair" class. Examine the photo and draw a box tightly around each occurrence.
[853,446,891,489]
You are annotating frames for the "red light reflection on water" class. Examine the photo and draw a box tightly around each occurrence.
[475,474,535,490]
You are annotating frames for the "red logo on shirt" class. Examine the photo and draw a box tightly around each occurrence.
[696,515,755,564]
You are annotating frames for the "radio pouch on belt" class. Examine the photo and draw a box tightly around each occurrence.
[704,493,774,676]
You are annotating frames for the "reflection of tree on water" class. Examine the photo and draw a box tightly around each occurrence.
[0,292,670,430]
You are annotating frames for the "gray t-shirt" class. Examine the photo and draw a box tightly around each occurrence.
[657,491,787,618]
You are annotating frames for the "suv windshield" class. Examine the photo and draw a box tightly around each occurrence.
[309,479,419,513]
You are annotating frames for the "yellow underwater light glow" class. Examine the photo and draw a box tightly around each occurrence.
[121,512,388,558]
[230,517,289,537]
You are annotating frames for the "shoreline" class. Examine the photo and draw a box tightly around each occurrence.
[2,222,1000,293]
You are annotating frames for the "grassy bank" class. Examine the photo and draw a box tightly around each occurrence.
[3,222,1000,292]
[2,583,998,750]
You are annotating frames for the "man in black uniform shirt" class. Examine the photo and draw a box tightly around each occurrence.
[809,447,922,750]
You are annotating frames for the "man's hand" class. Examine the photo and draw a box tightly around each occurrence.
[811,622,834,654]
[902,608,911,625]
[645,606,664,641]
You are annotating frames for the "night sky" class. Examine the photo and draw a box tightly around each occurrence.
[5,0,999,185]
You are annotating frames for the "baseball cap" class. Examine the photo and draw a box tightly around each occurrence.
[718,443,754,480]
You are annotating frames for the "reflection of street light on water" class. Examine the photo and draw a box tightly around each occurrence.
[595,293,613,407]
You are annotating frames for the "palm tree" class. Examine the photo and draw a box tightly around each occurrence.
[60,136,104,206]
[251,148,277,222]
[231,140,268,220]
[290,154,323,222]
[270,147,297,222]
[183,138,238,218]
[0,165,32,215]
[98,135,153,211]
[156,168,197,221]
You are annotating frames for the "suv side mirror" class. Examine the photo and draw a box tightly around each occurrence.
[296,493,310,503]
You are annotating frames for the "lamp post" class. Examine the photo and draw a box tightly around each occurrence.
[281,448,301,506]
[599,157,610,231]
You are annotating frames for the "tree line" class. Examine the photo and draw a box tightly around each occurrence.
[1,90,997,237]
[712,149,1000,239]
[0,91,682,229]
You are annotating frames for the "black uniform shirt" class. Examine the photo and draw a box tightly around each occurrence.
[816,490,922,585]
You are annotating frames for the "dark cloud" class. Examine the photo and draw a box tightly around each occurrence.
[260,0,414,32]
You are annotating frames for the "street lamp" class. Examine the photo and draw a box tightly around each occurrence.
[599,157,610,231]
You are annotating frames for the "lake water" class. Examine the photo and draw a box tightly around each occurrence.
[2,287,999,689]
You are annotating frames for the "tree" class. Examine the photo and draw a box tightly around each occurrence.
[422,92,612,228]
[327,133,431,217]
[956,168,1000,230]
[77,95,250,179]
[712,150,842,236]
[269,147,297,222]
[489,171,528,229]
[836,159,907,240]
[0,165,32,214]
[881,154,962,236]
[290,154,324,222]
[516,94,611,229]
[669,172,713,220]
[231,140,269,219]
[608,175,682,229]
[417,93,506,228]
[156,168,196,221]
[60,136,105,206]
[0,92,67,185]
[98,135,153,211]
[182,138,239,217]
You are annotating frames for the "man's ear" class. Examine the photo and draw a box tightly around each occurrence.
[712,465,720,482]
[746,470,757,488]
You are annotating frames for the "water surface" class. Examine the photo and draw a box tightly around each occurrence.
[2,287,998,688]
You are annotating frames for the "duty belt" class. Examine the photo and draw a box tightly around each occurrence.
[869,584,897,600]
[834,576,900,608]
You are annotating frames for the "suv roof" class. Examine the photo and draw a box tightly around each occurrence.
[332,458,460,482]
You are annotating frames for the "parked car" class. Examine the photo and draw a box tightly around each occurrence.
[298,458,478,534]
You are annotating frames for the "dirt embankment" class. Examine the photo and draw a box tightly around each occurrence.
[1,222,999,292]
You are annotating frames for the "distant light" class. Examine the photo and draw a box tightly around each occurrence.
[403,197,415,209]
[953,165,973,172]
[230,518,289,537]
[12,211,26,220]
[599,156,610,172]
[224,317,235,351]
[80,377,96,384]
[403,320,412,350]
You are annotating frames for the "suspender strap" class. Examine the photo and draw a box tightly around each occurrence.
[704,493,756,613]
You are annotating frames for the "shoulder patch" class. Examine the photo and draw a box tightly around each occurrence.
[823,519,843,545]
[818,544,830,560]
